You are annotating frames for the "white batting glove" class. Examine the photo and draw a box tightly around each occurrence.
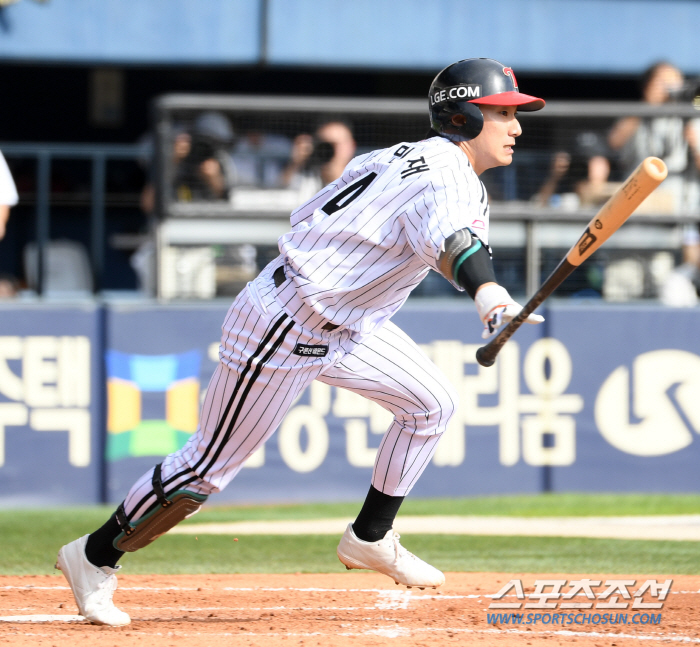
[474,284,544,339]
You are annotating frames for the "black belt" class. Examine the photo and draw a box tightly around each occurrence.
[273,266,339,332]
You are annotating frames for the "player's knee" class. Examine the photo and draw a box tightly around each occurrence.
[438,382,459,423]
[421,383,458,431]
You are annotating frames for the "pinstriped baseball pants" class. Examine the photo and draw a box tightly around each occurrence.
[122,265,458,522]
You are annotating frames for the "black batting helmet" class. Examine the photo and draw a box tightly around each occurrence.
[429,58,545,141]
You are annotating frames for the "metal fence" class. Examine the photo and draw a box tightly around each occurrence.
[0,142,147,294]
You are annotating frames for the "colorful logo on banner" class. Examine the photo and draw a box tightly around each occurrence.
[106,350,201,460]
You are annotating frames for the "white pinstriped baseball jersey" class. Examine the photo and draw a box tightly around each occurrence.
[278,136,490,334]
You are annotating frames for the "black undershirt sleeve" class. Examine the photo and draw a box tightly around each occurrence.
[454,239,497,299]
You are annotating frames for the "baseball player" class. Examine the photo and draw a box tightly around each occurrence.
[0,150,18,241]
[56,58,545,626]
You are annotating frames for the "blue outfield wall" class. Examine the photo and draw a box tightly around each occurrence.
[0,300,698,506]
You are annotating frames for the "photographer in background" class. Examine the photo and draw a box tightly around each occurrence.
[608,61,700,215]
[609,62,700,306]
[174,111,236,201]
[533,131,618,210]
[282,120,357,197]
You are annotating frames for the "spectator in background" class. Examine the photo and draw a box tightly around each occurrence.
[230,132,293,188]
[135,128,192,296]
[608,61,700,215]
[0,274,18,299]
[139,128,188,215]
[576,153,618,207]
[141,112,237,212]
[533,150,573,208]
[533,132,617,209]
[173,111,237,202]
[609,62,700,306]
[661,226,700,307]
[282,120,357,197]
[134,113,238,296]
[0,150,18,241]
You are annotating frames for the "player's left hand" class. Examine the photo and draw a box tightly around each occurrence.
[475,284,544,339]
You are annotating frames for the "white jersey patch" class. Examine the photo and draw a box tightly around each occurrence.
[278,136,489,334]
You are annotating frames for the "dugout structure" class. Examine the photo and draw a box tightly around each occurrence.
[151,95,700,301]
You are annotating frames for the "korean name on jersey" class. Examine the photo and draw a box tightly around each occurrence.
[278,136,490,335]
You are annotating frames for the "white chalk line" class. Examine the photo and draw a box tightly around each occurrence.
[221,586,423,592]
[0,615,83,623]
[4,584,700,600]
[2,626,697,643]
[0,585,199,591]
[1,606,370,613]
[2,585,410,592]
[2,583,697,628]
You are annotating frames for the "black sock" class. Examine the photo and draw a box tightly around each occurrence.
[352,485,405,543]
[85,511,125,569]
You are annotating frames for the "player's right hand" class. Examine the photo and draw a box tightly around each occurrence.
[475,284,544,339]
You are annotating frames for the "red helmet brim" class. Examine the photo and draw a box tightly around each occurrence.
[469,91,545,112]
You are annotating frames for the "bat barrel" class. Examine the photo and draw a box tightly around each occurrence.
[644,156,668,182]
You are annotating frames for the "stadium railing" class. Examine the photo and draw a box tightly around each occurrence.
[0,142,148,294]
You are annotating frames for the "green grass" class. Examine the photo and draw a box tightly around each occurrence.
[3,494,700,576]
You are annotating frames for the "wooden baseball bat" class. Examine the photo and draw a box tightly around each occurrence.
[475,156,668,368]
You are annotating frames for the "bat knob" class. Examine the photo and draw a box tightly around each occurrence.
[476,346,495,367]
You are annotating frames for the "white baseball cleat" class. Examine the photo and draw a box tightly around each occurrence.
[337,523,445,589]
[55,534,131,627]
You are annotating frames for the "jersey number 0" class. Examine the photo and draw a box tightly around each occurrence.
[321,172,377,216]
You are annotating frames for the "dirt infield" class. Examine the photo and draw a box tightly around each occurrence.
[1,573,698,646]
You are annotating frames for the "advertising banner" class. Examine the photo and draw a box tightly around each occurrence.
[107,300,700,505]
[0,303,102,505]
[547,305,700,492]
[105,301,549,504]
[4,299,697,507]
[104,303,228,503]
